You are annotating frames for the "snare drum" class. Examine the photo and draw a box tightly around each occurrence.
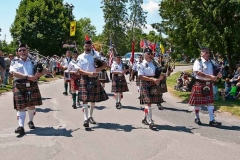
[64,70,71,82]
[98,71,107,81]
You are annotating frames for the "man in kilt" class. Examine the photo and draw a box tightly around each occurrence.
[68,51,81,109]
[138,48,164,129]
[111,54,130,109]
[62,50,72,96]
[98,52,110,88]
[10,44,44,135]
[77,40,109,128]
[189,47,222,126]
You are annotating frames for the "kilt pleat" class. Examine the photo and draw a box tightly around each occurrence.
[189,82,214,105]
[140,80,163,104]
[78,76,109,103]
[13,82,42,110]
[70,74,81,91]
[111,74,129,93]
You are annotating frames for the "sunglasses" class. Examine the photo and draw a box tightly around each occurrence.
[147,52,153,55]
[116,56,121,58]
[18,49,26,52]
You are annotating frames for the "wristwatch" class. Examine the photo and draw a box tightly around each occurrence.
[25,75,28,80]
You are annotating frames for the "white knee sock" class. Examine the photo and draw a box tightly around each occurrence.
[82,104,89,121]
[90,102,95,117]
[17,111,26,127]
[148,106,152,121]
[28,109,36,122]
[207,106,215,121]
[115,93,119,103]
[194,106,201,119]
[118,93,121,102]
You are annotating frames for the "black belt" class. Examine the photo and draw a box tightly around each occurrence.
[195,79,212,85]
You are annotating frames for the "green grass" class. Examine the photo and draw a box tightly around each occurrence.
[172,62,193,66]
[0,84,13,94]
[167,71,240,118]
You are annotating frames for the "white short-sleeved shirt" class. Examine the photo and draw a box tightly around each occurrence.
[77,50,100,72]
[138,59,156,76]
[62,57,72,68]
[111,61,123,73]
[193,57,213,81]
[132,61,142,71]
[68,59,80,72]
[9,58,34,80]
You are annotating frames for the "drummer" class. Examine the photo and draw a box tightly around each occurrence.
[62,50,72,95]
[68,51,81,109]
[111,54,130,109]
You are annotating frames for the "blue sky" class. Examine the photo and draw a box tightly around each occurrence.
[0,0,161,43]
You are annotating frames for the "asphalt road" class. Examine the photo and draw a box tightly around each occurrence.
[0,65,239,160]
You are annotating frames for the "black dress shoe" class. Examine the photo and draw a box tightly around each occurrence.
[15,126,25,135]
[72,103,77,109]
[63,92,68,95]
[209,120,222,127]
[116,102,121,109]
[149,120,156,129]
[83,120,89,128]
[142,117,149,125]
[157,103,164,110]
[28,121,35,129]
[88,117,96,124]
[194,118,202,125]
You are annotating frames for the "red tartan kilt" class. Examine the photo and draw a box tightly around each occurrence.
[140,80,163,104]
[70,74,81,91]
[78,76,109,103]
[13,81,42,110]
[111,74,129,93]
[189,82,214,105]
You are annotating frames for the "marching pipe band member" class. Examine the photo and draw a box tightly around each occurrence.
[138,48,165,129]
[10,44,46,135]
[68,51,81,109]
[189,47,222,126]
[131,54,143,99]
[111,54,130,109]
[77,40,109,128]
[62,50,72,96]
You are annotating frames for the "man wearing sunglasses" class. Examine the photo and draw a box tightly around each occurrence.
[138,48,165,129]
[189,47,222,127]
[10,44,45,135]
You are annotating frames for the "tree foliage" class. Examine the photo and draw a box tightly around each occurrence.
[159,0,240,71]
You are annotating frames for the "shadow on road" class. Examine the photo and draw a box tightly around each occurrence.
[36,108,59,113]
[122,105,142,111]
[91,122,142,132]
[21,127,80,137]
[95,106,107,110]
[42,97,52,101]
[161,107,192,113]
[196,123,240,131]
[153,125,197,133]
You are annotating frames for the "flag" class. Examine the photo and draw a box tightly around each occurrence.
[108,38,113,67]
[85,35,90,41]
[143,39,149,49]
[156,42,160,53]
[160,43,165,53]
[70,21,76,36]
[140,40,144,48]
[130,40,135,64]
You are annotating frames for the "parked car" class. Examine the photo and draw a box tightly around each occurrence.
[121,52,142,65]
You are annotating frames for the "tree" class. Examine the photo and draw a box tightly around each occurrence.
[101,0,129,55]
[10,0,74,56]
[159,0,240,71]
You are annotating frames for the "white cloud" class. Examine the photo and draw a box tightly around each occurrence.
[141,0,160,15]
[142,24,158,34]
